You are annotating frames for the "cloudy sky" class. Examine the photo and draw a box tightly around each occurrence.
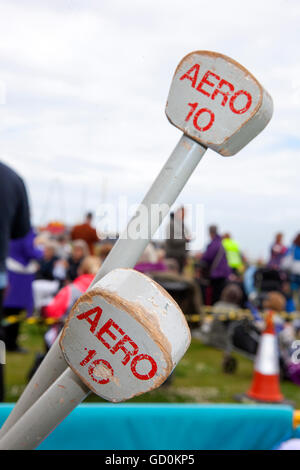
[0,0,299,259]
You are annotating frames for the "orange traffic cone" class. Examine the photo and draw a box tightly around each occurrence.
[245,310,284,403]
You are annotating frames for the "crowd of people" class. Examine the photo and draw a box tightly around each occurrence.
[0,161,300,401]
[3,213,103,352]
[164,207,300,314]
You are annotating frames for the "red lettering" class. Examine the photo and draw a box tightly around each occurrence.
[96,318,124,350]
[230,90,252,114]
[88,359,114,385]
[76,307,103,334]
[196,70,220,97]
[110,334,139,366]
[131,354,158,381]
[193,108,215,132]
[80,349,96,367]
[185,102,198,122]
[211,79,234,106]
[179,64,200,88]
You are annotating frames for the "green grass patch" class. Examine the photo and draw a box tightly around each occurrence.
[3,323,300,407]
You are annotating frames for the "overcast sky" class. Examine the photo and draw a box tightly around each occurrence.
[0,0,299,259]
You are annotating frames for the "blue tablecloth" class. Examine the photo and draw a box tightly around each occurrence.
[0,403,295,450]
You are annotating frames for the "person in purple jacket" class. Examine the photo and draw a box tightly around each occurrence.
[200,225,231,304]
[0,162,32,400]
[3,228,43,352]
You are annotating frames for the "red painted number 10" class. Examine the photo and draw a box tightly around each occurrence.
[185,102,215,132]
[80,349,114,385]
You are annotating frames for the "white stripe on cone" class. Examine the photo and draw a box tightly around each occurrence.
[254,333,279,376]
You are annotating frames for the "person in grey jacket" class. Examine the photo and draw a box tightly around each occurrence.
[165,207,191,273]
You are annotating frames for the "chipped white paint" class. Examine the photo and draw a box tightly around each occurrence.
[97,269,191,366]
[60,269,191,402]
[166,51,273,155]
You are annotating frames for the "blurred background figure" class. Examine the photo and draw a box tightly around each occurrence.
[213,283,244,313]
[3,228,43,352]
[281,281,296,313]
[97,243,114,264]
[263,291,286,315]
[56,234,72,260]
[281,233,300,309]
[32,241,62,311]
[268,233,287,270]
[165,207,191,274]
[243,262,257,299]
[27,256,101,380]
[135,243,167,274]
[199,225,231,305]
[0,162,31,401]
[35,241,60,282]
[133,243,202,329]
[43,255,101,323]
[222,233,244,276]
[65,239,89,282]
[203,283,260,368]
[71,212,99,255]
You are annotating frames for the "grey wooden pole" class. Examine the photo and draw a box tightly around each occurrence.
[0,368,89,450]
[0,135,206,447]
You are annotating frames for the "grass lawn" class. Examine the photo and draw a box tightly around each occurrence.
[3,322,300,407]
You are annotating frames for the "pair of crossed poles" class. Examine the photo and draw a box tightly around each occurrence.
[0,51,273,450]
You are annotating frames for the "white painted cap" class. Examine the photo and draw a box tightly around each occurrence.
[60,268,191,402]
[166,50,273,156]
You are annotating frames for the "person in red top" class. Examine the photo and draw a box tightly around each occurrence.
[43,256,101,320]
[70,212,99,255]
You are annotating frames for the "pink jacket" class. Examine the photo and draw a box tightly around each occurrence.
[43,274,94,319]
